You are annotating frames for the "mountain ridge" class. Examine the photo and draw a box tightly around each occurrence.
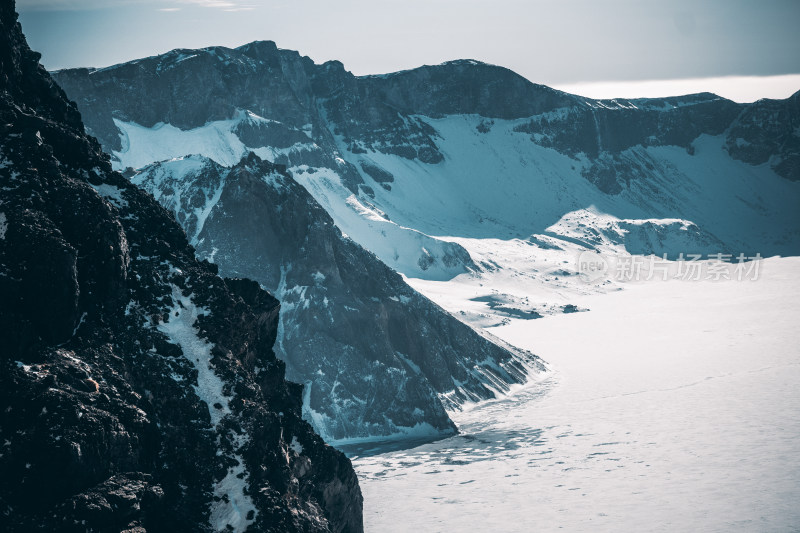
[52,38,799,187]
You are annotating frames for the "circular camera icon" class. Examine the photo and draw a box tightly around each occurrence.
[576,251,609,283]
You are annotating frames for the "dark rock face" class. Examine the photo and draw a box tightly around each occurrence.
[724,90,800,181]
[0,4,362,532]
[359,161,393,189]
[315,60,577,165]
[131,153,543,441]
[52,48,576,179]
[512,94,745,193]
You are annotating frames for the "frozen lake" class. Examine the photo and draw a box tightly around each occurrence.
[350,257,800,532]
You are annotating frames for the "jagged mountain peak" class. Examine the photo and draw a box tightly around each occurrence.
[130,149,543,442]
[235,39,280,55]
[352,57,579,119]
[54,38,796,182]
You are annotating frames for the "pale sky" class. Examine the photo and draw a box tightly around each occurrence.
[17,0,800,103]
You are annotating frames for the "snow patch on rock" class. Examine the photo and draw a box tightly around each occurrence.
[90,183,128,208]
[156,286,257,531]
[112,110,318,172]
[157,285,230,427]
[210,450,258,533]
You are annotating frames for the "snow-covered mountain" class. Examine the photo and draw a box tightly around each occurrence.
[0,8,362,532]
[53,40,800,439]
[128,152,541,442]
[54,42,800,267]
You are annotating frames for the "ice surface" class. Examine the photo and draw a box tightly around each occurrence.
[353,257,800,532]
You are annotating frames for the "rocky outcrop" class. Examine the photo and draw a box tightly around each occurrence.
[512,94,745,193]
[724,90,800,181]
[0,3,362,532]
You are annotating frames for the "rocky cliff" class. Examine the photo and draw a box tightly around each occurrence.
[0,3,362,532]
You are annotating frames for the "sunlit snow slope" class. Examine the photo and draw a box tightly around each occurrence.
[94,107,800,326]
[102,111,800,283]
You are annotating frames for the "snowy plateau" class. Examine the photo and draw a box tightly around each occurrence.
[353,259,800,532]
[51,42,800,531]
